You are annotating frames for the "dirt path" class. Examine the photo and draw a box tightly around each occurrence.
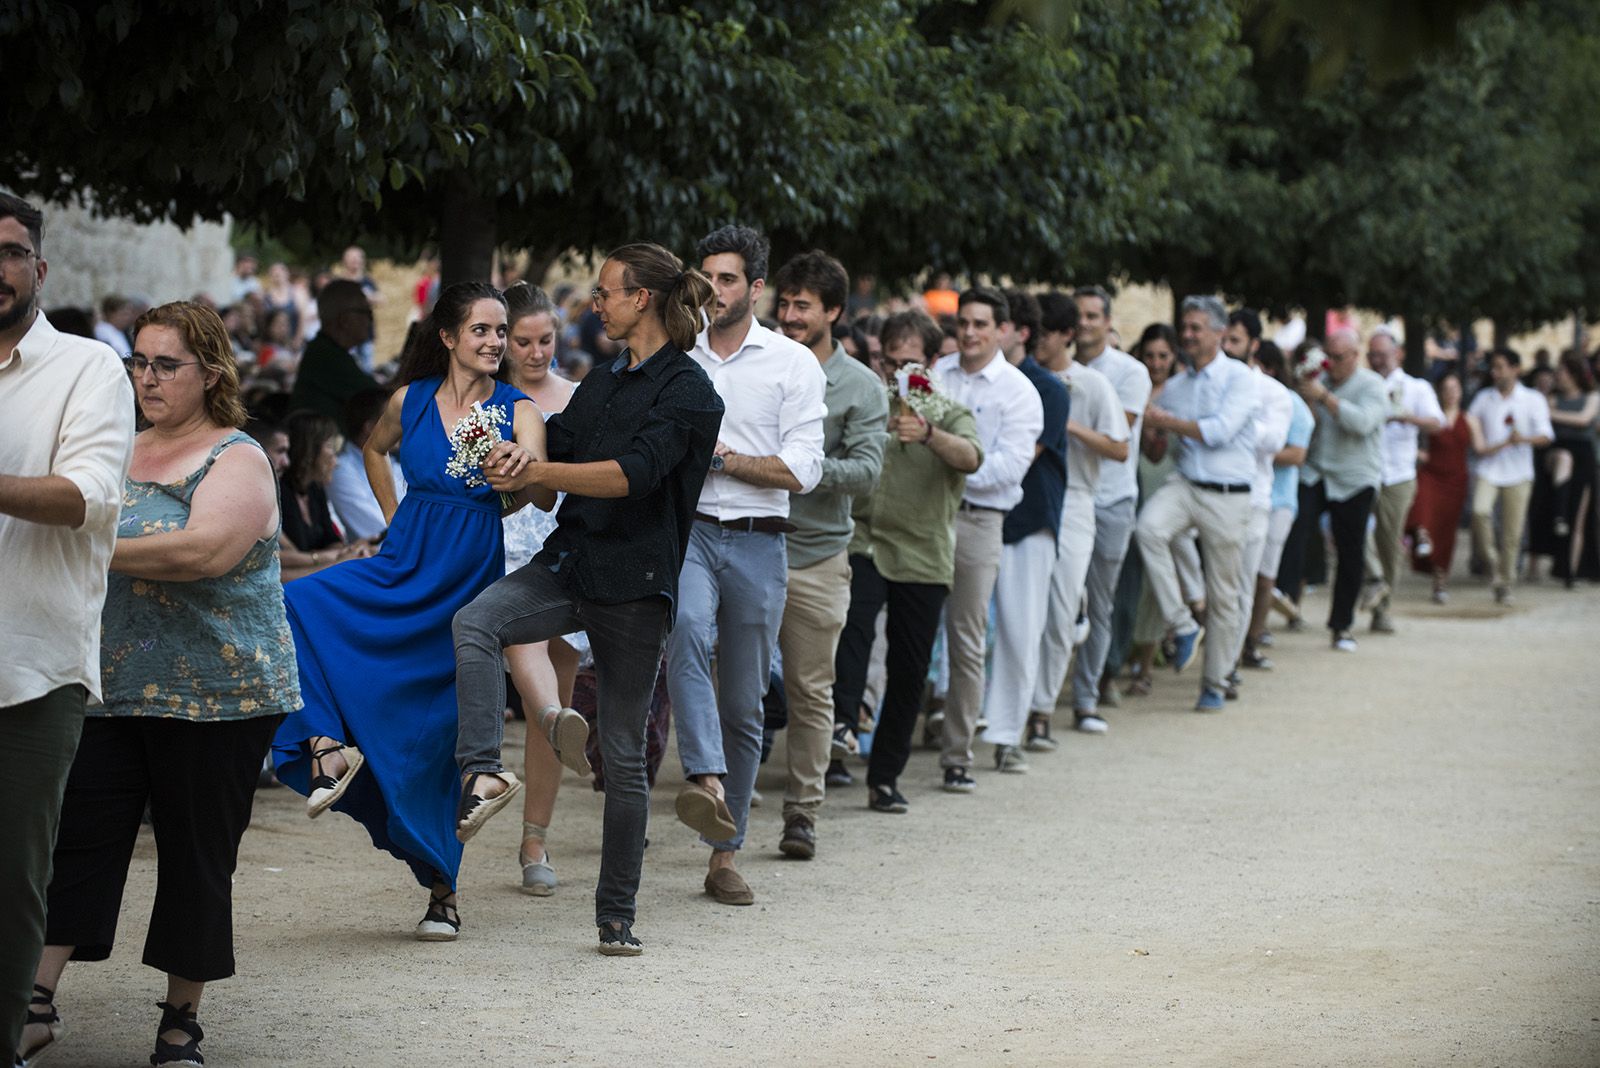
[43,575,1600,1067]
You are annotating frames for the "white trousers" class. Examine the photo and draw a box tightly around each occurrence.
[1030,491,1098,714]
[1230,507,1271,666]
[980,529,1060,746]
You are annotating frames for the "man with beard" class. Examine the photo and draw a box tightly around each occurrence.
[669,226,825,904]
[769,250,886,858]
[0,193,134,1057]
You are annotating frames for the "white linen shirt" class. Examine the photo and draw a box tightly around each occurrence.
[1250,368,1294,511]
[1057,360,1128,503]
[1159,351,1260,487]
[1081,346,1151,507]
[327,441,406,541]
[933,351,1044,511]
[1469,382,1555,487]
[690,318,826,519]
[1,313,134,706]
[1378,367,1445,486]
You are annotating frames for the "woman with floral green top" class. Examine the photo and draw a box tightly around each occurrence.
[831,311,982,814]
[21,303,299,1068]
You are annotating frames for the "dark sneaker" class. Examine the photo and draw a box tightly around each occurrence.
[1240,647,1273,670]
[1024,714,1058,752]
[824,759,854,787]
[598,920,643,956]
[830,723,858,757]
[994,744,1029,773]
[867,784,909,813]
[778,814,816,859]
[942,766,976,793]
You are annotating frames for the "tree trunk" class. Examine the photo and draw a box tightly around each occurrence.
[1491,319,1511,351]
[1304,297,1330,342]
[1403,314,1428,377]
[439,170,497,287]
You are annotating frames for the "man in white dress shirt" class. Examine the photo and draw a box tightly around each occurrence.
[0,193,134,1057]
[1360,328,1442,631]
[1136,296,1260,711]
[1028,291,1129,738]
[1065,285,1149,733]
[1467,347,1553,604]
[668,225,826,905]
[932,288,1043,792]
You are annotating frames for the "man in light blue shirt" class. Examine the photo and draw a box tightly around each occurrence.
[1135,295,1260,711]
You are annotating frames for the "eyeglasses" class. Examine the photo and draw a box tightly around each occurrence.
[124,354,200,380]
[590,285,641,303]
[0,244,35,266]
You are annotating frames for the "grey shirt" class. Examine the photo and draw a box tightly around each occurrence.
[786,344,888,568]
[1304,366,1387,502]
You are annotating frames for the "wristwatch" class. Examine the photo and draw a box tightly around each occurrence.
[710,454,725,472]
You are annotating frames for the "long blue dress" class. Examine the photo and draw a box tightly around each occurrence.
[273,376,528,888]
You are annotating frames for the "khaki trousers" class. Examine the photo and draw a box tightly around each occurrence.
[778,550,852,817]
[1362,479,1418,611]
[1471,479,1533,588]
[1135,478,1252,692]
[941,508,1004,769]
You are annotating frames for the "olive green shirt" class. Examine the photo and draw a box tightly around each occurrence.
[851,403,983,586]
[787,345,889,569]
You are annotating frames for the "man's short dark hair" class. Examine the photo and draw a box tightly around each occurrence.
[0,192,44,256]
[695,224,770,284]
[1228,308,1263,341]
[1073,284,1112,319]
[1490,345,1521,368]
[957,286,1009,325]
[1002,288,1041,354]
[1037,291,1080,335]
[772,250,849,312]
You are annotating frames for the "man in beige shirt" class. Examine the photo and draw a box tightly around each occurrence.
[0,193,133,1058]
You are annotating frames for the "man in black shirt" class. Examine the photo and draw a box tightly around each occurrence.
[452,245,722,956]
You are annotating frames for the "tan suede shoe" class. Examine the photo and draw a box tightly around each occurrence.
[704,866,755,906]
[675,782,737,839]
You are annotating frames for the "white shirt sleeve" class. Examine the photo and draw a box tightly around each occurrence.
[775,354,827,495]
[55,365,135,532]
[966,374,1045,494]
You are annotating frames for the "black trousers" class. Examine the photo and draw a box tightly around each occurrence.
[1299,482,1377,633]
[832,554,948,791]
[45,713,282,983]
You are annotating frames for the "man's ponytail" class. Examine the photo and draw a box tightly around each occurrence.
[605,243,714,351]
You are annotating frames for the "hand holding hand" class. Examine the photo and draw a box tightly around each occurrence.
[484,441,532,480]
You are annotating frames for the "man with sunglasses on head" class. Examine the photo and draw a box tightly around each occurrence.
[0,192,134,1059]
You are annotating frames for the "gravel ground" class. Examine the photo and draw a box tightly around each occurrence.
[35,574,1600,1067]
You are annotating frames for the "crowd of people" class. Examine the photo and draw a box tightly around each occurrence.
[6,189,1600,1066]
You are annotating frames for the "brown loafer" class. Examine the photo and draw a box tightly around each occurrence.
[675,782,737,840]
[704,866,755,906]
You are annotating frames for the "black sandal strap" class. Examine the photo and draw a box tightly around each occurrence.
[151,1001,204,1066]
[424,886,461,930]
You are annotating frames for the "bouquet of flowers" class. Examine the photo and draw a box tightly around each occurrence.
[887,363,958,425]
[444,401,516,508]
[1293,344,1330,383]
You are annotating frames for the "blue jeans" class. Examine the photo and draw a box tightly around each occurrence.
[453,564,668,927]
[667,522,787,852]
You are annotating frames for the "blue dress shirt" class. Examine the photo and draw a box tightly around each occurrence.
[1159,351,1260,486]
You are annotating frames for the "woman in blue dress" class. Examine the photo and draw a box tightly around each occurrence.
[272,281,554,940]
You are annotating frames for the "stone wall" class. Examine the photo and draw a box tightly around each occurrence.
[23,196,236,314]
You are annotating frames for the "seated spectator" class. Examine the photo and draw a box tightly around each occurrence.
[256,308,302,373]
[278,410,373,580]
[243,419,291,480]
[329,389,404,541]
[288,280,378,421]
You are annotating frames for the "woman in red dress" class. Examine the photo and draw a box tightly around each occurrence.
[1407,373,1474,602]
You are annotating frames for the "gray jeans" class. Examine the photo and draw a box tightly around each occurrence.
[1071,496,1138,713]
[452,564,668,926]
[667,522,788,852]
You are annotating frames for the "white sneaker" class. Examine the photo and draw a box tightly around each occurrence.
[1073,613,1091,646]
[1074,713,1109,734]
[1332,631,1358,653]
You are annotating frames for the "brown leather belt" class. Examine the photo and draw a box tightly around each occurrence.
[695,512,796,534]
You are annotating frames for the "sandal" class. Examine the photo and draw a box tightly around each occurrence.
[455,770,523,843]
[598,920,643,956]
[19,983,63,1064]
[306,742,364,819]
[150,1001,203,1067]
[519,821,557,896]
[415,885,461,942]
[1126,675,1152,697]
[538,706,592,777]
